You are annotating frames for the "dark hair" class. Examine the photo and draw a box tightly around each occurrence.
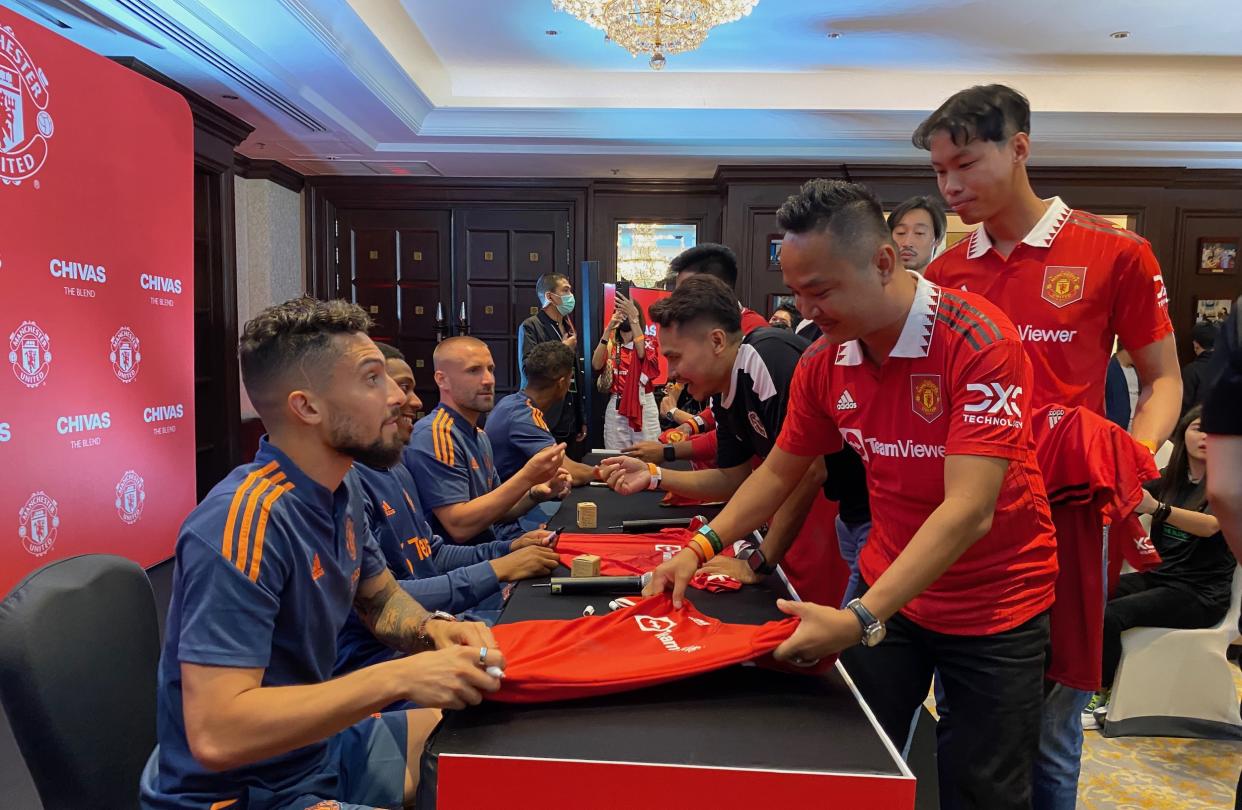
[775,302,801,324]
[536,273,569,300]
[239,296,372,413]
[614,300,647,338]
[1192,320,1218,351]
[1155,405,1207,522]
[912,84,1031,150]
[524,341,576,389]
[776,179,891,268]
[668,243,739,289]
[649,274,741,335]
[374,342,405,362]
[887,195,948,242]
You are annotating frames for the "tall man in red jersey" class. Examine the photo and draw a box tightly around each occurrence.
[915,84,1180,810]
[641,180,1058,810]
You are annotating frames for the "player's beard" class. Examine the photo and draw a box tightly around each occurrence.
[467,388,496,414]
[329,407,404,469]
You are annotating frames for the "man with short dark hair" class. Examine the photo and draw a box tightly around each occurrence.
[768,303,800,330]
[1182,320,1219,414]
[518,273,586,457]
[915,83,1180,810]
[405,337,569,546]
[887,195,946,273]
[600,274,846,607]
[667,243,769,332]
[336,343,561,672]
[642,180,1058,810]
[488,341,598,485]
[140,297,504,810]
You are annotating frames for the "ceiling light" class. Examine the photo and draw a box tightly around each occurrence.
[1110,31,1130,39]
[553,0,760,69]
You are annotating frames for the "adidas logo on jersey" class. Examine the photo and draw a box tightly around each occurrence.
[311,553,325,581]
[836,390,858,411]
[382,501,397,518]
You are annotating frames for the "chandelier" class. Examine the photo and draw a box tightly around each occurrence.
[552,0,759,69]
[617,224,676,288]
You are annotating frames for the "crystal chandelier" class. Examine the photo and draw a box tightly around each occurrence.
[552,0,759,69]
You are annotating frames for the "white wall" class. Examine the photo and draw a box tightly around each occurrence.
[234,176,306,418]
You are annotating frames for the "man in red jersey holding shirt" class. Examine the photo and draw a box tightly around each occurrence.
[638,179,1057,810]
[915,84,1180,810]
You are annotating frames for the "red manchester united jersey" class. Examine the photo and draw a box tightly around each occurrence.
[776,275,1058,635]
[925,197,1172,414]
[1031,404,1161,690]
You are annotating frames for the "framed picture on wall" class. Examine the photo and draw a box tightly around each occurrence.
[1194,297,1233,325]
[768,235,783,270]
[1197,238,1238,274]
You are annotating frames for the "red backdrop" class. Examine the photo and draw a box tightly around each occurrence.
[0,11,196,596]
[602,283,671,385]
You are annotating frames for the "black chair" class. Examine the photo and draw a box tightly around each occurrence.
[0,555,160,810]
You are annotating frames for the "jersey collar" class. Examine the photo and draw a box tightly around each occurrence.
[255,435,338,515]
[835,273,940,366]
[965,196,1070,260]
[436,401,482,436]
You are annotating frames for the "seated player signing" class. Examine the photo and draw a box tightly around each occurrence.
[405,336,571,546]
[139,297,505,810]
[336,343,561,672]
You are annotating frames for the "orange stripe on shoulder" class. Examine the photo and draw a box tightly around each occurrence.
[247,482,294,582]
[221,461,279,560]
[209,801,239,810]
[233,472,287,571]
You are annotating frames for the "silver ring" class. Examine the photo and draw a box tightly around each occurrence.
[478,646,488,665]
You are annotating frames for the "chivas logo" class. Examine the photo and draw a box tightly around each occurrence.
[8,320,51,387]
[910,374,943,423]
[1041,266,1086,308]
[18,490,58,556]
[114,470,145,524]
[109,326,141,383]
[0,24,54,185]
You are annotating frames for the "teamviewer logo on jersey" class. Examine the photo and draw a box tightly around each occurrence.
[840,428,868,461]
[634,615,676,633]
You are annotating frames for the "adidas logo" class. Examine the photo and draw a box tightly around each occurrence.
[382,501,397,518]
[836,390,858,411]
[311,553,325,581]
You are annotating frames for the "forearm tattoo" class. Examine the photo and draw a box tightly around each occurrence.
[353,578,430,653]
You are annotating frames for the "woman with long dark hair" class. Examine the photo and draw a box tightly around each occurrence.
[1084,405,1238,726]
[592,293,660,449]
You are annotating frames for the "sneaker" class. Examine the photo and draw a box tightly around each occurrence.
[1081,690,1110,730]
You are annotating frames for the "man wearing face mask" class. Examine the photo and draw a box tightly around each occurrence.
[518,274,587,459]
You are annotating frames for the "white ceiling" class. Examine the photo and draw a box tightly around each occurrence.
[5,0,1242,177]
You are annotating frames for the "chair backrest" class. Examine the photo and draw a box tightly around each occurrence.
[0,555,160,810]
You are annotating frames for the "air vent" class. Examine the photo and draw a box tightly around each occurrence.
[114,0,328,133]
[14,0,164,47]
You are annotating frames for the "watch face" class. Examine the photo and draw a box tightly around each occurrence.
[746,550,764,572]
[864,624,886,647]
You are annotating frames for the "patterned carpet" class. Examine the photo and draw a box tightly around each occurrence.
[1076,664,1242,810]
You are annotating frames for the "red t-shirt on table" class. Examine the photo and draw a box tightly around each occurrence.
[925,198,1172,414]
[776,275,1058,635]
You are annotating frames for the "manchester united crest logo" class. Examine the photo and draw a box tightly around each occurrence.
[910,374,943,423]
[0,24,54,185]
[109,326,141,383]
[18,490,58,556]
[1041,266,1086,308]
[114,470,145,525]
[8,320,51,387]
[345,515,357,560]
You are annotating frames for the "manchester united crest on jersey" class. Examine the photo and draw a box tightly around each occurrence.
[345,515,357,559]
[910,374,943,423]
[1041,266,1086,308]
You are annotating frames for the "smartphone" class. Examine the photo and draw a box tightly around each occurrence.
[546,526,565,549]
[615,279,632,301]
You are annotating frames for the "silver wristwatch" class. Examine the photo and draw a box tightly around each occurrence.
[416,610,458,646]
[845,598,886,647]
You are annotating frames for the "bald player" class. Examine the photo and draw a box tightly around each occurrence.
[405,337,569,545]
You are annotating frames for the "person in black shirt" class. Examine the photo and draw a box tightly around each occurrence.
[1181,320,1218,416]
[518,273,586,458]
[598,275,836,603]
[1097,405,1237,708]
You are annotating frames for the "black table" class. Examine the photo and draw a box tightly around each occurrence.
[427,461,914,809]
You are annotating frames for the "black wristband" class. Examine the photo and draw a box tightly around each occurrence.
[1153,502,1173,523]
[663,444,677,462]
